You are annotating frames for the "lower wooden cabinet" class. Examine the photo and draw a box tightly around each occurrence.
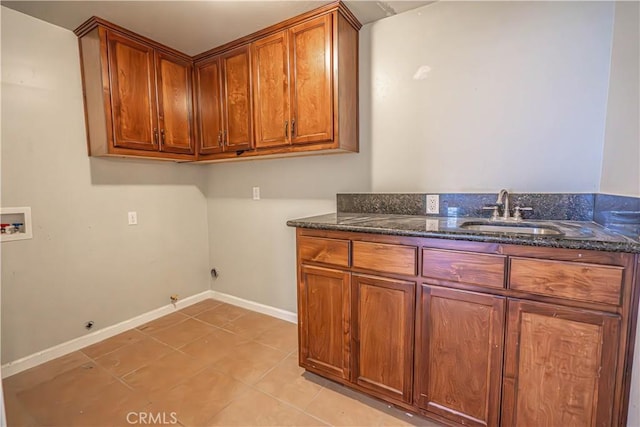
[351,274,415,404]
[298,264,350,381]
[294,228,639,427]
[416,285,505,427]
[502,299,620,427]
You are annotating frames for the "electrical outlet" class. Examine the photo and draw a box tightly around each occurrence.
[127,211,138,225]
[252,187,260,200]
[426,195,439,214]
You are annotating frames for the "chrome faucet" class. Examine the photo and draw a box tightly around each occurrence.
[496,189,510,220]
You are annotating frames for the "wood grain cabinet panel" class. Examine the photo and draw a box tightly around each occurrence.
[416,286,505,427]
[195,59,224,155]
[298,265,351,381]
[221,46,253,151]
[298,236,350,268]
[107,31,158,151]
[502,300,620,427]
[156,52,194,154]
[352,274,415,404]
[289,14,334,145]
[509,257,623,306]
[353,241,417,276]
[196,46,253,156]
[422,248,506,288]
[252,31,290,148]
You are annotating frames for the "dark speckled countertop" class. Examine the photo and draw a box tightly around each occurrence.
[287,213,640,253]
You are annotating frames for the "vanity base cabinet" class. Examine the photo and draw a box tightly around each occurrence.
[415,285,505,427]
[351,274,415,405]
[298,264,351,382]
[293,229,639,427]
[502,299,620,427]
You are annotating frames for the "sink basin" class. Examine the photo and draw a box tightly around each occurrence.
[460,221,564,236]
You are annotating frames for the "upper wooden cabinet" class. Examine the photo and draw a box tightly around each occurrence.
[252,31,290,149]
[196,46,253,157]
[252,15,334,149]
[77,23,195,160]
[156,52,195,155]
[289,15,334,145]
[76,2,360,162]
[194,3,360,161]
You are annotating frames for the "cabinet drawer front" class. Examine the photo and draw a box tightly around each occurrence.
[422,249,506,288]
[353,242,417,276]
[299,236,350,268]
[509,257,623,305]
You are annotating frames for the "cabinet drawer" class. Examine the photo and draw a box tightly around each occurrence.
[422,248,506,289]
[509,257,624,305]
[299,236,350,268]
[352,241,417,276]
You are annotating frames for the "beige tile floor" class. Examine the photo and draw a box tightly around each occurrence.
[4,299,440,427]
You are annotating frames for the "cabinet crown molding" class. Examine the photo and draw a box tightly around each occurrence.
[74,1,361,63]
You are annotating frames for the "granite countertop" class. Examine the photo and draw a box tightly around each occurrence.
[287,212,640,253]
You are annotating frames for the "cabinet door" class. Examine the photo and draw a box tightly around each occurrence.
[299,265,350,381]
[352,274,415,404]
[195,59,224,155]
[502,300,620,427]
[156,52,194,154]
[289,14,333,145]
[107,31,158,151]
[416,285,505,427]
[221,46,252,151]
[252,31,290,148]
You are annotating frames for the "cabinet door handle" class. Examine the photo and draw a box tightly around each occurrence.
[153,128,159,145]
[160,129,165,145]
[217,130,222,145]
[223,130,228,145]
[291,119,296,137]
[284,121,289,138]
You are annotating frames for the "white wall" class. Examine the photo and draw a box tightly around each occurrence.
[600,2,640,198]
[204,152,372,313]
[368,1,614,193]
[0,7,210,363]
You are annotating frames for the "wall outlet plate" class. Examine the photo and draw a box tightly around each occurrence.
[127,211,138,225]
[252,187,260,200]
[426,195,439,214]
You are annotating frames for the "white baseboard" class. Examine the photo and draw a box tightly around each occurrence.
[210,291,298,324]
[1,291,212,379]
[1,290,297,379]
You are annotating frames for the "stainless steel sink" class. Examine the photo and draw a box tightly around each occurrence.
[460,221,564,236]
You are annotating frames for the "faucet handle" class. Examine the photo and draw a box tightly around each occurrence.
[513,206,533,221]
[482,205,500,221]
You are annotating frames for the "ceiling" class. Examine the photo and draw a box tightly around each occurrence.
[1,1,433,56]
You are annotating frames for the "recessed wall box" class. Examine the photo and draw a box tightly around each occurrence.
[1,207,33,242]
